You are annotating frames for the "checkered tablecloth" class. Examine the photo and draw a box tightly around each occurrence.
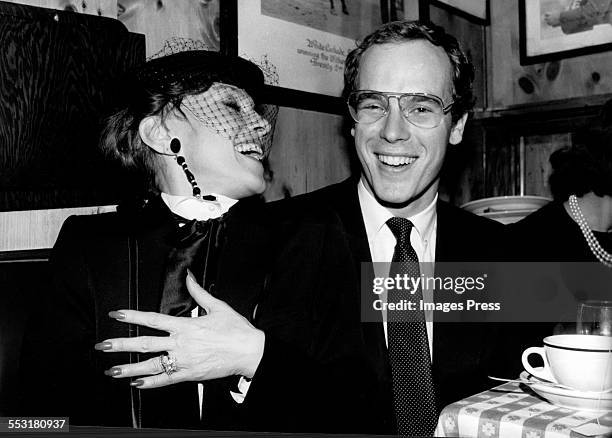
[435,382,612,438]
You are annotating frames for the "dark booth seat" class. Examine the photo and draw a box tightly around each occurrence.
[0,0,143,417]
[0,250,50,416]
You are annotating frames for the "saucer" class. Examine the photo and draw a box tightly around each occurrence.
[520,369,612,412]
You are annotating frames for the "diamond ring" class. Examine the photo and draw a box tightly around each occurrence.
[159,354,178,376]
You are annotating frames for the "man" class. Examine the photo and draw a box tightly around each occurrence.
[99,21,507,435]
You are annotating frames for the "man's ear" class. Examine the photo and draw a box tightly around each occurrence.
[449,113,469,146]
[138,116,171,155]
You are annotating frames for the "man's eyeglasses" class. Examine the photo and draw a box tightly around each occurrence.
[347,90,454,128]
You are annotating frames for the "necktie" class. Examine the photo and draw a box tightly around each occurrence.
[386,217,437,436]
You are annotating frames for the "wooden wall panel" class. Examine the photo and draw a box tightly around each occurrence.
[5,0,116,17]
[488,0,612,109]
[0,205,115,251]
[263,107,353,201]
[439,119,487,205]
[430,4,487,110]
[0,1,145,211]
[524,133,571,198]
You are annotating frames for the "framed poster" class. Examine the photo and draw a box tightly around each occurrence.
[520,0,612,65]
[431,0,489,24]
[221,0,386,113]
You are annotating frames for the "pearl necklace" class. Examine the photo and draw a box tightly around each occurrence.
[568,195,612,268]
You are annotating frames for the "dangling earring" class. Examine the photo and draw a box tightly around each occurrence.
[171,138,202,200]
[170,137,181,154]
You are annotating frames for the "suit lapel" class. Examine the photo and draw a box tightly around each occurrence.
[433,201,453,398]
[131,197,177,316]
[432,201,487,409]
[115,196,201,427]
[213,198,270,319]
[330,180,392,385]
[330,179,372,267]
[434,200,454,262]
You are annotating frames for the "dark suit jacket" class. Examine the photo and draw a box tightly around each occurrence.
[211,178,511,434]
[19,180,511,434]
[18,195,269,429]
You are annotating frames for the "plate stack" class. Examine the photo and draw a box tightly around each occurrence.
[461,196,551,224]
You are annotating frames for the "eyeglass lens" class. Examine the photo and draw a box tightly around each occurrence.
[349,92,447,127]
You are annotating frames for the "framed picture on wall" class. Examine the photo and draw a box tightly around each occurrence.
[519,0,612,65]
[220,0,386,114]
[430,0,489,24]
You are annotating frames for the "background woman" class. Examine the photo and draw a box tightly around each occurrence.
[510,102,612,267]
[505,100,612,367]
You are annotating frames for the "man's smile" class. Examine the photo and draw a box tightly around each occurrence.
[375,153,418,167]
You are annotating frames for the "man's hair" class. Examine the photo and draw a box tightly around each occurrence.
[343,20,475,122]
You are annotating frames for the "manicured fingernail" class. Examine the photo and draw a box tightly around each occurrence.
[94,342,112,351]
[186,269,196,284]
[104,367,122,377]
[131,379,144,387]
[108,311,125,319]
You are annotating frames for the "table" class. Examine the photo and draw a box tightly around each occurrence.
[435,382,612,437]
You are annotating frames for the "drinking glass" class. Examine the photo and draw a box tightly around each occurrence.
[577,300,612,336]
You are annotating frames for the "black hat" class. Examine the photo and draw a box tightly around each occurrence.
[134,50,265,98]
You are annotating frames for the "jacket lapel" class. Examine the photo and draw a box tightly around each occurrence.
[329,180,391,385]
[213,197,270,319]
[115,196,201,427]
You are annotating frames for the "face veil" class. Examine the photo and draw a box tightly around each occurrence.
[182,83,278,158]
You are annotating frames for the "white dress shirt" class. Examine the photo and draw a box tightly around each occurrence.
[357,178,438,358]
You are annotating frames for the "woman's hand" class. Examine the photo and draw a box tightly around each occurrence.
[95,271,265,388]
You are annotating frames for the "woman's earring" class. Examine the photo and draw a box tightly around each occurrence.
[175,156,201,199]
[170,137,181,154]
[171,138,201,199]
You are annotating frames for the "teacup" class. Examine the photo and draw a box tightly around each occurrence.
[522,334,612,392]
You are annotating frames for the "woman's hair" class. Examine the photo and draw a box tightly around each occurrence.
[100,50,264,192]
[549,102,612,200]
[343,20,475,122]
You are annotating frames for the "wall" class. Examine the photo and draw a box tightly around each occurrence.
[118,0,220,56]
[113,0,354,201]
[436,0,612,206]
[265,108,352,201]
[488,0,612,109]
[7,0,116,17]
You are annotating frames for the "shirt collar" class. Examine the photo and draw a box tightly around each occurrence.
[160,192,238,221]
[357,177,437,243]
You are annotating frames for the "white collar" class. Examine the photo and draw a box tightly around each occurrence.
[160,192,238,221]
[357,178,437,243]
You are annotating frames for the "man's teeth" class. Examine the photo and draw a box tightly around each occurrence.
[377,154,417,166]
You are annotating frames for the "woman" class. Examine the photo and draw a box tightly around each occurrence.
[504,104,612,369]
[19,50,276,429]
[510,117,612,267]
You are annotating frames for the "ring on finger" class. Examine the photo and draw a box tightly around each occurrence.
[159,353,178,376]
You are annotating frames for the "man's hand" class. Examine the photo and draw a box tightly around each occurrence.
[94,271,265,388]
[544,10,561,27]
